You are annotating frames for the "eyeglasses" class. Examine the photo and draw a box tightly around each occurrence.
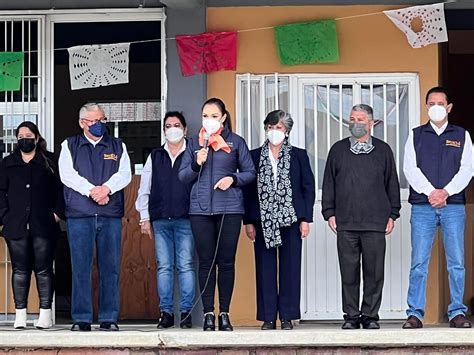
[81,117,107,125]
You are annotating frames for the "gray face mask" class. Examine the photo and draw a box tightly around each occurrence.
[349,122,368,139]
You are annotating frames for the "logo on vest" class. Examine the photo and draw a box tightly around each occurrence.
[445,140,461,148]
[103,153,118,161]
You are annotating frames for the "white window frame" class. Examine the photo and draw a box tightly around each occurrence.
[0,15,45,157]
[0,8,167,325]
[237,73,420,321]
[236,72,420,200]
[44,9,167,149]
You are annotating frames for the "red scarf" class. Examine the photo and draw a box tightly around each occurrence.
[198,127,231,153]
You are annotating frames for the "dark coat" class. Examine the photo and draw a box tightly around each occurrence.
[178,127,256,215]
[242,145,316,225]
[0,150,65,239]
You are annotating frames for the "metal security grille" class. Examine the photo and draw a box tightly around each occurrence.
[236,73,420,320]
[0,16,43,323]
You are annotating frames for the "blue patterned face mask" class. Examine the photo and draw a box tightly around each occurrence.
[88,121,106,137]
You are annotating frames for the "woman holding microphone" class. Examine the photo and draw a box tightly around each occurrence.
[179,98,255,331]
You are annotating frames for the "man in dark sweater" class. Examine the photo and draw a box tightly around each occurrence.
[322,104,401,330]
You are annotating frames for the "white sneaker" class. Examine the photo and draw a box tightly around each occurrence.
[14,308,27,329]
[35,308,53,329]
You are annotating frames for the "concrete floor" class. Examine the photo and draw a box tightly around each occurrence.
[0,322,473,350]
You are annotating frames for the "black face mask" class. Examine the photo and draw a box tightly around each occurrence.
[17,138,36,153]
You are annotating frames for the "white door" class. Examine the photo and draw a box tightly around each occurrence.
[294,74,419,320]
[236,73,420,320]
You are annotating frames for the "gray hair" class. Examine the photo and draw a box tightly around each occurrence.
[79,103,105,119]
[263,110,294,132]
[351,104,374,121]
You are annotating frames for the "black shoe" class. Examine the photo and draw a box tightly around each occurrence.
[70,322,91,331]
[180,312,192,329]
[218,313,233,331]
[342,319,360,330]
[362,319,380,330]
[203,313,215,331]
[280,319,293,330]
[99,322,119,331]
[157,312,174,329]
[261,321,276,330]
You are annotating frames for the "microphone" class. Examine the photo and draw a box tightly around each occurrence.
[203,132,210,149]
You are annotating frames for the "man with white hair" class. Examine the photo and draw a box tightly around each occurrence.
[322,104,401,330]
[59,103,131,332]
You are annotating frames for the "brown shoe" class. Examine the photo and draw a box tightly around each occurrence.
[449,315,472,328]
[402,315,423,329]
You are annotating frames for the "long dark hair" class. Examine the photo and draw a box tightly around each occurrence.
[202,97,233,132]
[15,121,55,174]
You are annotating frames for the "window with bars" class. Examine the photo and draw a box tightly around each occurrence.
[0,17,43,322]
[236,73,420,192]
[0,18,42,158]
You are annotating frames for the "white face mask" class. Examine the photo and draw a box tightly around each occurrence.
[428,105,447,122]
[267,129,286,146]
[165,127,184,143]
[202,118,221,134]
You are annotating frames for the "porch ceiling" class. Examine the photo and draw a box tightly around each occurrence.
[207,0,474,9]
[0,0,163,10]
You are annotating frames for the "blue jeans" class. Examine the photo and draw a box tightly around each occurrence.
[153,218,195,313]
[67,216,122,323]
[406,204,467,321]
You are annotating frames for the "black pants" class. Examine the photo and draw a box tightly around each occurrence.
[337,230,386,321]
[5,234,57,309]
[190,214,242,313]
[254,222,302,322]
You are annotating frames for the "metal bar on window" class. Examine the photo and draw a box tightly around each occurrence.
[10,19,14,154]
[370,83,374,136]
[4,21,7,158]
[339,84,343,140]
[28,20,31,123]
[21,20,25,125]
[262,76,266,120]
[369,83,374,107]
[313,85,318,196]
[246,73,251,144]
[326,84,330,154]
[395,83,400,175]
[3,19,7,321]
[260,76,266,144]
[274,72,279,110]
[383,84,387,142]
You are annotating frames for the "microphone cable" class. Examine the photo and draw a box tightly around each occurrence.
[160,137,227,331]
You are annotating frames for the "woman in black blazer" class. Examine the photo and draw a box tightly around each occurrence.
[243,110,315,330]
[0,121,64,329]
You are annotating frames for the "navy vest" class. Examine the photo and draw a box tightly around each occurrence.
[64,134,125,218]
[409,123,466,205]
[149,146,191,220]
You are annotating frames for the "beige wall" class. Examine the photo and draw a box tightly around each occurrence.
[207,5,441,325]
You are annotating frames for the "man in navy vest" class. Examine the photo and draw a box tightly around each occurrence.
[59,103,131,331]
[403,87,473,329]
[135,111,195,329]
